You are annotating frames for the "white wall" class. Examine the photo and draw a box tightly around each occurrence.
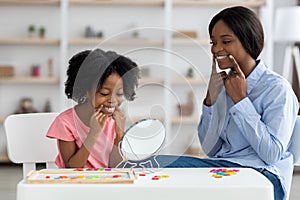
[273,0,298,74]
[1,0,296,161]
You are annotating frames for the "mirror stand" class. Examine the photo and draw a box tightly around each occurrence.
[115,142,161,170]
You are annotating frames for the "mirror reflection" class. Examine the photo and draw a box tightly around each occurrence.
[119,118,165,167]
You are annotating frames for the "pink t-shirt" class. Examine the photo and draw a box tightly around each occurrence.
[46,108,116,168]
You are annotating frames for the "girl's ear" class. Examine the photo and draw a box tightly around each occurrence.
[86,88,96,107]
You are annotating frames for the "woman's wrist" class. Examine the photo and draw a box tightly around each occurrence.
[204,92,213,106]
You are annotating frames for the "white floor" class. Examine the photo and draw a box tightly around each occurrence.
[1,164,300,200]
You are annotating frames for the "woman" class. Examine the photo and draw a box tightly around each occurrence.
[157,6,298,200]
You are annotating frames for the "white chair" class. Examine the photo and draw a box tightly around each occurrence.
[287,115,300,199]
[4,112,59,178]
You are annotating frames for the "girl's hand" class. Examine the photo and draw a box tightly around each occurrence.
[205,57,227,106]
[224,55,247,104]
[89,105,108,138]
[112,106,126,144]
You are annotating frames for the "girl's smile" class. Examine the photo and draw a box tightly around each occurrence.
[102,106,115,114]
[94,72,124,117]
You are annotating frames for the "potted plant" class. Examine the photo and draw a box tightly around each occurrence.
[39,26,46,38]
[28,24,35,38]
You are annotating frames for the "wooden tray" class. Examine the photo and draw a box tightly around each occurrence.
[26,168,136,184]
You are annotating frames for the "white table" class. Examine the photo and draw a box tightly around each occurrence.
[17,168,274,200]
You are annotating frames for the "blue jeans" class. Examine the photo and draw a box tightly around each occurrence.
[153,155,284,200]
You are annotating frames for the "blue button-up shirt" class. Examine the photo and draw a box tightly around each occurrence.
[198,60,299,199]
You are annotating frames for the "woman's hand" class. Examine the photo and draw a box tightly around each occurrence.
[205,57,227,106]
[112,106,126,145]
[224,55,248,104]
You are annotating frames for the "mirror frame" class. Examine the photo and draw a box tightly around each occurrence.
[119,118,166,162]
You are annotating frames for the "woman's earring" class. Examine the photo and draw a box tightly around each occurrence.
[79,95,87,104]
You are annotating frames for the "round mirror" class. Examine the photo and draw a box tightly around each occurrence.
[120,118,165,161]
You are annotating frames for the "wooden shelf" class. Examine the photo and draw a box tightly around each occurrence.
[139,78,164,85]
[0,0,263,7]
[171,116,199,124]
[69,0,164,6]
[294,166,300,173]
[126,116,201,125]
[172,38,210,46]
[127,116,200,125]
[0,116,5,123]
[126,116,165,123]
[0,153,10,163]
[69,37,210,47]
[173,0,266,7]
[172,77,208,85]
[0,38,60,46]
[68,38,163,46]
[0,0,60,6]
[0,77,59,84]
[184,145,207,158]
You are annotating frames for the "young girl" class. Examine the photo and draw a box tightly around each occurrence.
[47,49,140,168]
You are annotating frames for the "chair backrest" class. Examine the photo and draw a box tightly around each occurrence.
[289,115,300,166]
[4,112,59,178]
